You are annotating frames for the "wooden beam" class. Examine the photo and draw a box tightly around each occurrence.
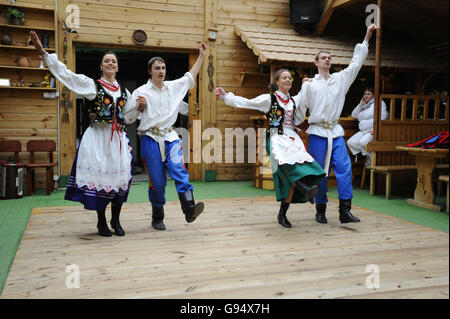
[373,0,382,142]
[315,0,334,36]
[316,0,362,36]
[200,0,218,181]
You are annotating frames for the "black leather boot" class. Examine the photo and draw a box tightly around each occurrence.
[339,199,360,223]
[151,205,166,230]
[315,203,327,224]
[97,209,112,237]
[110,204,125,236]
[277,201,291,228]
[178,190,205,223]
[294,180,318,204]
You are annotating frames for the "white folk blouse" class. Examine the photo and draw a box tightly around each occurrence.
[223,91,315,167]
[43,53,134,193]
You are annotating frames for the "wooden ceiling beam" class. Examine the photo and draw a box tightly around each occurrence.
[315,0,362,36]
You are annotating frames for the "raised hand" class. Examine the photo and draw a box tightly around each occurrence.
[302,77,313,84]
[136,96,147,112]
[364,24,377,42]
[215,87,226,98]
[29,30,46,56]
[199,42,207,56]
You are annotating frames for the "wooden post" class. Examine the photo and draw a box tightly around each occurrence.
[373,0,382,142]
[200,0,218,181]
[57,0,77,176]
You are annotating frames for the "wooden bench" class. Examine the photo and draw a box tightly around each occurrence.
[439,175,449,213]
[368,163,448,200]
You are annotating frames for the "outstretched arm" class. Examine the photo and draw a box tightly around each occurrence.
[189,42,207,80]
[340,24,377,91]
[215,87,271,113]
[29,30,96,99]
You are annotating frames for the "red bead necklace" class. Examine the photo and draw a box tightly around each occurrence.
[98,78,120,92]
[275,91,290,105]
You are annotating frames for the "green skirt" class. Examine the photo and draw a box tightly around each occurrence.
[266,137,326,203]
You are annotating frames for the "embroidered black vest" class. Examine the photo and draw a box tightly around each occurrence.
[265,93,296,137]
[88,80,127,131]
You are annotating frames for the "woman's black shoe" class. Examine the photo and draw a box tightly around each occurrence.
[111,205,125,236]
[277,201,291,228]
[97,209,112,237]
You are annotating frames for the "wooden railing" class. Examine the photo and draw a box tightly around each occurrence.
[375,94,449,143]
[368,94,449,194]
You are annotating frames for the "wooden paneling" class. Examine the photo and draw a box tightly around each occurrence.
[0,1,58,188]
[213,0,292,180]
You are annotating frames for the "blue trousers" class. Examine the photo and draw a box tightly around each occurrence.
[141,136,192,207]
[307,135,353,204]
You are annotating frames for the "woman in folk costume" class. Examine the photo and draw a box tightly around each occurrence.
[347,87,388,166]
[215,69,326,228]
[30,31,145,237]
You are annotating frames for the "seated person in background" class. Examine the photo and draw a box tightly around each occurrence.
[347,87,388,166]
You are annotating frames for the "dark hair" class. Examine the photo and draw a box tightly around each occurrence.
[268,68,291,93]
[99,50,119,79]
[315,50,331,61]
[101,50,119,64]
[364,87,374,94]
[148,56,165,70]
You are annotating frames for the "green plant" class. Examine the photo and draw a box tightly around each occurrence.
[5,7,25,23]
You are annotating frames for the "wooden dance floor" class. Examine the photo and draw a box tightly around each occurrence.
[1,196,448,299]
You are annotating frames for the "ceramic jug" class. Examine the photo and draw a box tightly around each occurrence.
[16,56,32,67]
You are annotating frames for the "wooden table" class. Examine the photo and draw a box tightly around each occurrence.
[396,146,449,211]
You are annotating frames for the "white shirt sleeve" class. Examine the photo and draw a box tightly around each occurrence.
[339,41,369,92]
[223,92,271,113]
[381,100,389,120]
[173,72,195,92]
[292,83,309,125]
[43,53,97,100]
[351,103,363,119]
[124,88,141,124]
[178,101,189,116]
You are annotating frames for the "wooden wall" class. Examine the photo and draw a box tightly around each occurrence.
[0,0,58,189]
[214,0,292,180]
[61,0,205,49]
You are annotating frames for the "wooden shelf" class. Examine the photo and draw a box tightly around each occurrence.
[0,23,55,31]
[0,86,56,91]
[0,65,49,71]
[240,72,269,86]
[0,44,55,51]
[0,2,55,11]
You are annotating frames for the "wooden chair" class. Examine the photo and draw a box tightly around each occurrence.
[0,139,22,162]
[25,140,56,196]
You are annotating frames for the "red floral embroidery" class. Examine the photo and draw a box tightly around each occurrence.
[104,97,111,105]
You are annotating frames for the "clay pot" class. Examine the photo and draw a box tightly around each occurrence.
[16,56,32,67]
[9,17,22,26]
[1,32,13,45]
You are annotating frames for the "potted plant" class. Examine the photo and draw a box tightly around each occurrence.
[5,7,25,25]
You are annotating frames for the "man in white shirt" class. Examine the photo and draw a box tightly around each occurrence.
[125,43,207,230]
[300,24,377,224]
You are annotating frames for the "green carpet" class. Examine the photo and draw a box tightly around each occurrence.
[0,180,448,295]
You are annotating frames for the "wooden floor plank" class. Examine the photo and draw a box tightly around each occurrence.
[1,196,448,299]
